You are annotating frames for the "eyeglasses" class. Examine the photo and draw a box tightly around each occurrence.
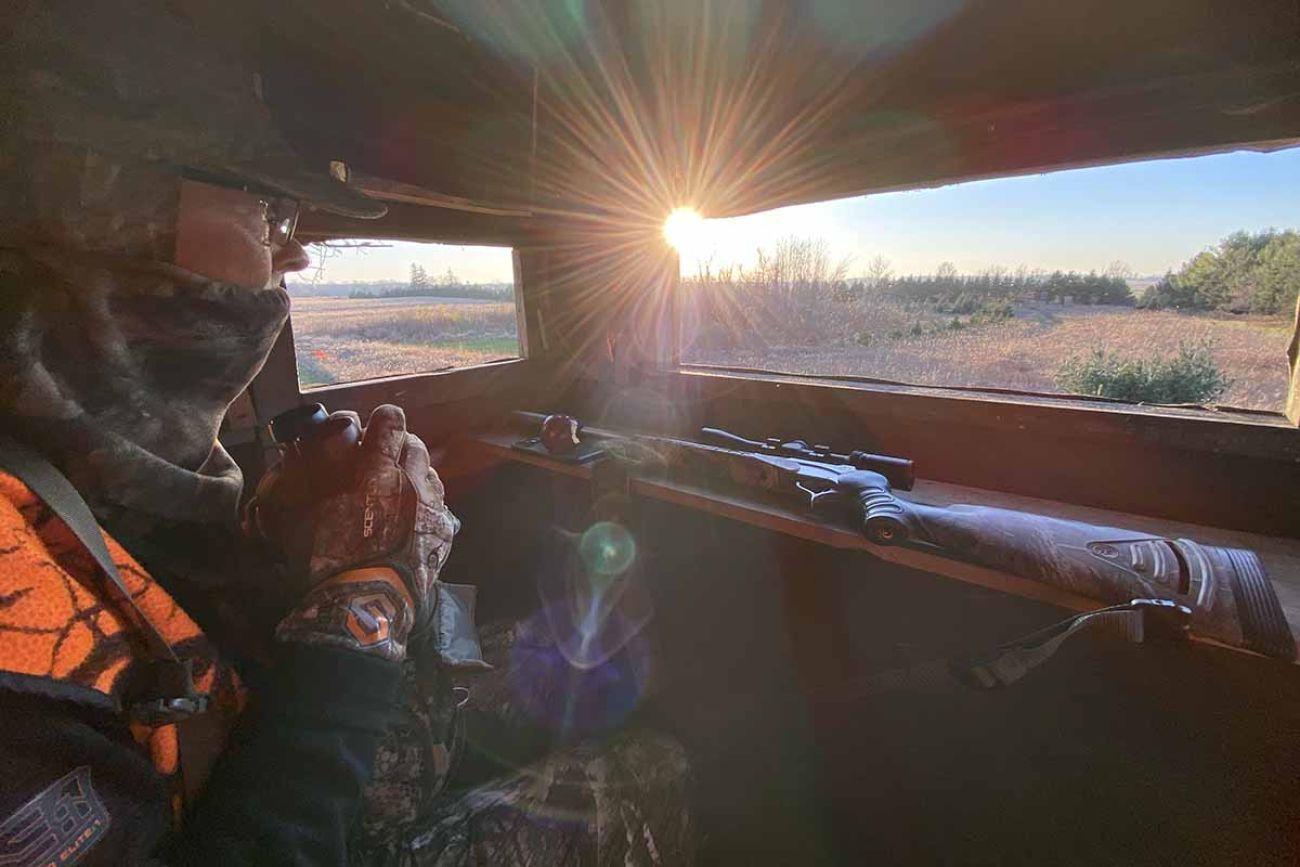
[177,169,302,247]
[259,197,301,248]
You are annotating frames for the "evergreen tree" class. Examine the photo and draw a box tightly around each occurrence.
[1138,229,1299,314]
[410,263,430,291]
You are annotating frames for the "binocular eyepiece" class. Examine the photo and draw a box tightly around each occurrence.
[268,403,361,480]
[270,403,359,449]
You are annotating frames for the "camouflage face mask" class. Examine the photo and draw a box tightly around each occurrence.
[0,246,289,526]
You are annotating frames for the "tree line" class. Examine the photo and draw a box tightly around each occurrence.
[689,228,1300,317]
[1137,229,1300,314]
[873,268,1133,308]
[347,263,514,301]
[691,241,1135,309]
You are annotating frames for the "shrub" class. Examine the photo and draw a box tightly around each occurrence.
[969,299,1014,325]
[1137,269,1207,311]
[855,331,873,347]
[1054,339,1231,404]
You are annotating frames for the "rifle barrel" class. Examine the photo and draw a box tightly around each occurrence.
[698,428,765,451]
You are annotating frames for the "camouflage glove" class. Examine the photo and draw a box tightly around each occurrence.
[275,405,460,662]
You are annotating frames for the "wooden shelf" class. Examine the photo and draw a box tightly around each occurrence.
[471,429,1300,661]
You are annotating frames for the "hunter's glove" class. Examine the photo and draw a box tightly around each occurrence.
[274,405,460,662]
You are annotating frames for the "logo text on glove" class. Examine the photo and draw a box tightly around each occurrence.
[362,484,378,539]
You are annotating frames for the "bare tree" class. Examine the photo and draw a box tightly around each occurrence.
[302,239,390,283]
[1105,260,1135,280]
[751,237,852,299]
[863,254,893,288]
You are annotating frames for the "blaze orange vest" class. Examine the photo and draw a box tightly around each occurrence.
[0,472,243,816]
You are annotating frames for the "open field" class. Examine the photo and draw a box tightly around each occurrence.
[291,295,1290,411]
[290,296,520,388]
[683,302,1293,411]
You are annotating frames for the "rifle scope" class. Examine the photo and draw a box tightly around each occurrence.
[700,428,915,491]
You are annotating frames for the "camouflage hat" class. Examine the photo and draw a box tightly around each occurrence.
[2,0,386,219]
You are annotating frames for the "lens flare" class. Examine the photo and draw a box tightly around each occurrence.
[507,606,651,740]
[662,207,706,253]
[579,521,637,577]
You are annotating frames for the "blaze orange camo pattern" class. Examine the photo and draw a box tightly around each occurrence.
[0,471,242,802]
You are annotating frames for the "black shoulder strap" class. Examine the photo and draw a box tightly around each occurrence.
[0,432,206,722]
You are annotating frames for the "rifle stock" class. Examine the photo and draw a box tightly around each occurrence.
[845,476,1295,661]
[511,413,1295,662]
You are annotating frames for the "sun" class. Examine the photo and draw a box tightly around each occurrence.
[663,207,706,254]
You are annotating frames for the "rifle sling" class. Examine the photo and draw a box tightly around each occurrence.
[0,433,207,724]
[826,599,1191,699]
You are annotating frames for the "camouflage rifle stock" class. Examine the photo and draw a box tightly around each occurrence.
[575,422,1296,662]
[851,486,1297,661]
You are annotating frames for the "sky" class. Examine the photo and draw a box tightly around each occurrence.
[290,240,516,286]
[678,146,1300,278]
[292,146,1300,285]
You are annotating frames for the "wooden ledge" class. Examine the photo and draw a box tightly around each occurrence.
[471,429,1300,661]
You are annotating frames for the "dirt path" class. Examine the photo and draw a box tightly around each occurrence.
[1014,303,1059,327]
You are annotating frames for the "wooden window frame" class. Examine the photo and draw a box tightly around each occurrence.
[628,364,1300,538]
[248,235,546,425]
[553,244,1300,538]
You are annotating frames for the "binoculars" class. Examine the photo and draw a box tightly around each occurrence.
[270,402,359,461]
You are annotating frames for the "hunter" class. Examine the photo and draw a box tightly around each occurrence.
[0,1,689,864]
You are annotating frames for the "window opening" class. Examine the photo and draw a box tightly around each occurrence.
[673,148,1300,413]
[287,240,521,389]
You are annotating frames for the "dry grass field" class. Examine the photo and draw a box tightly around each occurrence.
[683,302,1293,411]
[292,295,1290,412]
[290,296,520,387]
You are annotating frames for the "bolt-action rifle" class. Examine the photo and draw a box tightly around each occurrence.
[527,415,1296,663]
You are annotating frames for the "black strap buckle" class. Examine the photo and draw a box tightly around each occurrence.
[126,659,210,725]
[1130,598,1193,643]
[130,695,210,725]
